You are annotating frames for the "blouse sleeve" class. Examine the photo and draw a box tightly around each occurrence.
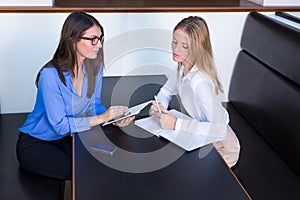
[39,69,91,134]
[156,69,178,109]
[174,77,229,138]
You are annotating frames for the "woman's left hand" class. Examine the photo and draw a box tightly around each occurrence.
[113,116,135,127]
[159,109,177,130]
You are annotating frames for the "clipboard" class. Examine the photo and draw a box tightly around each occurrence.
[102,100,152,126]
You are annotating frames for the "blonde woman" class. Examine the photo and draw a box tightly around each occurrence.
[150,16,240,168]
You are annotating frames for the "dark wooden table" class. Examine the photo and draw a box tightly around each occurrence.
[72,75,251,200]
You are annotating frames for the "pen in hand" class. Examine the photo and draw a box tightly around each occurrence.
[154,95,162,114]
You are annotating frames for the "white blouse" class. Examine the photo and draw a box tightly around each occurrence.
[157,65,229,138]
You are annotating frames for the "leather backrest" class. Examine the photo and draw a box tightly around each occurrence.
[241,12,300,87]
[229,12,300,176]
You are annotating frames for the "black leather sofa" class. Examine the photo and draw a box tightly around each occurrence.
[227,12,300,199]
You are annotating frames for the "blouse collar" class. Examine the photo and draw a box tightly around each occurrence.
[180,65,199,80]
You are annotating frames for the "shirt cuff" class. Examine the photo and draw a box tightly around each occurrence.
[175,118,184,131]
[68,117,91,133]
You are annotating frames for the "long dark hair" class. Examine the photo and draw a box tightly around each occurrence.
[36,11,104,97]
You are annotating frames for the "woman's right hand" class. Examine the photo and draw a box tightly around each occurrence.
[102,106,129,122]
[149,101,164,120]
[90,106,128,126]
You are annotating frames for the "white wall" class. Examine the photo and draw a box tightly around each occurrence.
[0,12,248,114]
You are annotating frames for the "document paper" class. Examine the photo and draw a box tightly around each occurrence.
[134,109,226,151]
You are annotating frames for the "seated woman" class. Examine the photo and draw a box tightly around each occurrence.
[16,11,134,180]
[150,16,240,168]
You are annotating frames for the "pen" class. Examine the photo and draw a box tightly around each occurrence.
[154,95,162,114]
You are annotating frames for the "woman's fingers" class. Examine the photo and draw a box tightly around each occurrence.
[113,116,135,127]
[112,106,128,116]
[149,105,161,119]
[105,106,128,121]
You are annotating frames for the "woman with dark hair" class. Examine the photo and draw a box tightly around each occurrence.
[150,16,240,168]
[16,11,133,180]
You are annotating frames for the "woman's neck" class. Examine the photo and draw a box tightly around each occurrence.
[74,59,84,76]
[181,61,193,77]
[72,62,85,97]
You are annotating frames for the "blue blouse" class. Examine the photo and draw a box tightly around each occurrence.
[19,64,106,141]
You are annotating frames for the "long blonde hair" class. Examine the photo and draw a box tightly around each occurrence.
[174,16,223,94]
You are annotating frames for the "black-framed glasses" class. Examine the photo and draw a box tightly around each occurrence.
[80,35,104,45]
